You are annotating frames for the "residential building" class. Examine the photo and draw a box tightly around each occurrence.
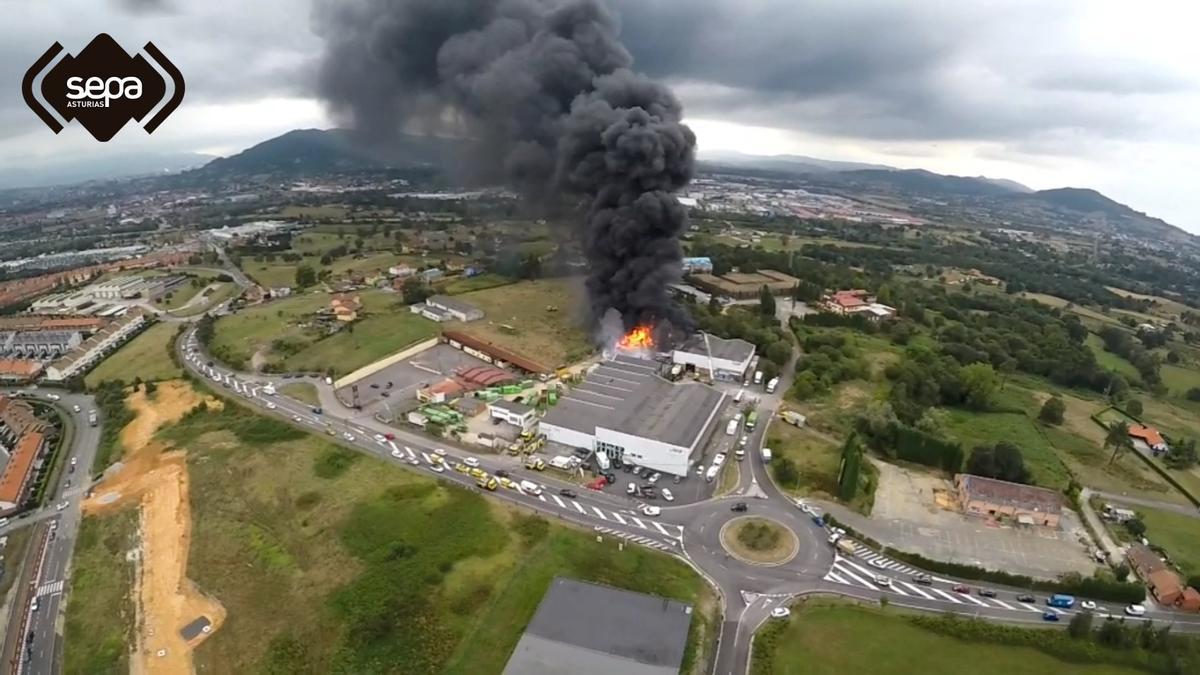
[954,474,1062,528]
[388,264,415,278]
[672,333,756,382]
[330,293,362,322]
[489,400,537,431]
[0,431,46,512]
[44,311,147,381]
[1129,425,1168,453]
[539,355,726,476]
[1126,544,1167,578]
[410,295,484,323]
[503,577,693,675]
[0,396,45,442]
[0,359,44,383]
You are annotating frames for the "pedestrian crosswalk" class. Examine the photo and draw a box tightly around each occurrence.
[593,526,676,552]
[37,580,63,597]
[528,492,685,539]
[838,540,933,578]
[824,555,1055,616]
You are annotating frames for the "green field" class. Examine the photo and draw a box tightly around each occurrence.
[942,409,1072,489]
[85,322,181,386]
[1087,334,1141,379]
[210,290,437,376]
[247,251,408,289]
[753,603,1157,675]
[160,281,207,311]
[128,401,719,674]
[169,282,238,318]
[280,382,320,406]
[1137,507,1200,577]
[64,509,139,675]
[441,273,514,295]
[451,278,593,367]
[766,421,876,513]
[1163,363,1200,398]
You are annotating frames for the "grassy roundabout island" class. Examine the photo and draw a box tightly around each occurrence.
[721,517,799,566]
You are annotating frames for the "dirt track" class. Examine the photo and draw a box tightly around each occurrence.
[83,381,224,675]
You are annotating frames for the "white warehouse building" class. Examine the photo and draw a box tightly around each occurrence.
[672,333,756,382]
[539,355,726,476]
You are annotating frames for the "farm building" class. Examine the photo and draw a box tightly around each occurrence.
[954,474,1062,528]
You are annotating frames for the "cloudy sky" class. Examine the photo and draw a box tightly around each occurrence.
[4,0,1200,232]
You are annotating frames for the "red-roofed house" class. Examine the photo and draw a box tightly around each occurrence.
[0,431,45,512]
[330,293,362,322]
[1129,425,1168,453]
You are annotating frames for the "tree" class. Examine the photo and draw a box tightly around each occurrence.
[914,407,948,436]
[1187,387,1200,402]
[759,285,776,317]
[1125,518,1146,538]
[772,457,799,488]
[1165,439,1198,469]
[1114,563,1130,582]
[838,433,863,501]
[966,442,1030,484]
[401,277,432,305]
[1039,396,1066,425]
[1105,420,1133,465]
[1068,610,1094,639]
[708,295,721,312]
[959,362,999,410]
[1125,399,1144,417]
[295,264,317,289]
[765,340,791,367]
[144,380,158,397]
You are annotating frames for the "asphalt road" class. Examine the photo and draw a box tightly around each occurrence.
[1,390,100,675]
[137,326,1200,675]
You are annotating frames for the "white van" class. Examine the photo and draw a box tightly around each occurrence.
[705,465,719,482]
[725,420,738,436]
[519,480,543,496]
[733,388,744,403]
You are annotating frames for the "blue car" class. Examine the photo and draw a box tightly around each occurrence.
[1042,612,1060,622]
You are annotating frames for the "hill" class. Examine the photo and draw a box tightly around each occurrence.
[701,150,894,174]
[198,128,464,176]
[0,152,212,189]
[1017,188,1190,243]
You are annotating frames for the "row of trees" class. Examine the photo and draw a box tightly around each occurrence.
[789,330,870,401]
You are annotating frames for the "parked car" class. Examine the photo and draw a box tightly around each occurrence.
[648,472,661,484]
[464,457,480,468]
[730,502,748,512]
[1125,604,1146,617]
[1042,612,1060,622]
[495,469,511,479]
[661,489,675,502]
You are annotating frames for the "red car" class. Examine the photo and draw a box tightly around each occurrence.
[953,584,970,594]
[384,433,395,440]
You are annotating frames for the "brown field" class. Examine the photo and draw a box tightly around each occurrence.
[449,278,594,367]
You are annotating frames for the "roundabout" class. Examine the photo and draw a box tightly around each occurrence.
[719,516,800,566]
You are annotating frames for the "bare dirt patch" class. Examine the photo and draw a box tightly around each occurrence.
[83,381,224,675]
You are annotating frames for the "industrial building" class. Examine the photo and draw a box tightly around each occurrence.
[672,332,756,382]
[488,400,537,431]
[410,295,484,322]
[690,269,800,299]
[955,474,1062,528]
[539,355,726,476]
[504,577,693,675]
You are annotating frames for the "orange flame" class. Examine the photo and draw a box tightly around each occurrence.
[618,325,655,350]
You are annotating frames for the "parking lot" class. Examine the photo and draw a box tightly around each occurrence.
[336,344,493,409]
[867,461,1101,579]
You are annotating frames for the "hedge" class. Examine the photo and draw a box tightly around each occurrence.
[826,515,1146,604]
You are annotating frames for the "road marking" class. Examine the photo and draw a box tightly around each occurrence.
[839,558,887,581]
[957,592,989,607]
[572,500,586,513]
[592,507,608,520]
[630,517,647,530]
[551,495,565,508]
[405,447,415,459]
[831,562,877,590]
[537,494,546,502]
[990,598,1016,610]
[825,571,849,585]
[1019,603,1041,613]
[1046,606,1067,615]
[887,581,910,596]
[898,582,934,599]
[37,580,64,596]
[421,452,432,463]
[610,512,626,524]
[928,588,964,604]
[651,521,672,536]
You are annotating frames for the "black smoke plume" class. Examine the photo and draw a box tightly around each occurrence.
[314,0,696,334]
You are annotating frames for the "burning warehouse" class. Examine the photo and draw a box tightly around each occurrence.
[539,354,726,476]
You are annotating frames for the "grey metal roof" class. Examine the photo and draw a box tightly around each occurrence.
[676,333,755,364]
[427,294,482,316]
[502,578,693,675]
[491,399,534,415]
[540,354,725,449]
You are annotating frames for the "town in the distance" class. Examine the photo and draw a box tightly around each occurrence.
[0,121,1197,675]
